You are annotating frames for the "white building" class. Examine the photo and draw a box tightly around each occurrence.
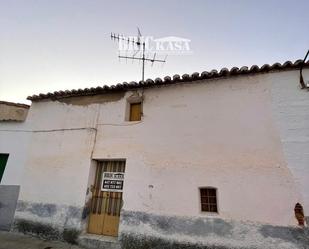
[0,101,29,231]
[0,60,308,249]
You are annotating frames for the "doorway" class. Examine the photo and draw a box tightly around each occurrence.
[88,160,125,236]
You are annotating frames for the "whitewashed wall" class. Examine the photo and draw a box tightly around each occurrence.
[0,122,30,186]
[271,70,309,213]
[92,72,305,226]
[2,69,308,231]
[17,102,98,206]
[0,115,30,230]
[11,102,99,230]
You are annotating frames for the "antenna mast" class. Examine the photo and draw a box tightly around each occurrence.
[111,29,166,81]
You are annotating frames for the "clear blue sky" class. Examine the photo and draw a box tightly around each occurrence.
[0,0,308,103]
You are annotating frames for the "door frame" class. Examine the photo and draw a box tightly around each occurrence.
[87,159,126,237]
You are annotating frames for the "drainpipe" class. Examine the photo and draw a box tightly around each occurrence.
[299,49,309,89]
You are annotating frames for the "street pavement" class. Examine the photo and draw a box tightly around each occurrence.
[0,231,84,249]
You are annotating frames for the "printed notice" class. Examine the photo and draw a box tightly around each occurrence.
[101,172,124,192]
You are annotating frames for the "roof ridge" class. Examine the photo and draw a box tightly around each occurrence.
[28,59,309,101]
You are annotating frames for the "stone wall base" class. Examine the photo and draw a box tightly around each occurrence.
[119,211,309,249]
[10,206,309,249]
[13,200,85,244]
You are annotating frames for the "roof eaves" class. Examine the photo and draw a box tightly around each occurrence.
[27,59,309,102]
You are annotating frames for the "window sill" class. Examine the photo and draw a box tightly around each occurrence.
[199,211,219,217]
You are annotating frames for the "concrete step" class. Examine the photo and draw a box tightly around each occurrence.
[78,233,121,249]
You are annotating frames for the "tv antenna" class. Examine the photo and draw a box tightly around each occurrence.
[111,28,167,81]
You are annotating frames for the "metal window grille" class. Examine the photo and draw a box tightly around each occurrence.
[200,188,218,213]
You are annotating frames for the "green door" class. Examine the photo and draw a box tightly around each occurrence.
[0,154,9,182]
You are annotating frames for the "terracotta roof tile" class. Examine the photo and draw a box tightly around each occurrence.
[27,59,309,101]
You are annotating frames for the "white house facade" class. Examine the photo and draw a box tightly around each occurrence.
[0,60,308,249]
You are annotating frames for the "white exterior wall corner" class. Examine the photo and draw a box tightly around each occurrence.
[270,69,309,213]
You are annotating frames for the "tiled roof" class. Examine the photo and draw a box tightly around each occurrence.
[0,101,30,108]
[27,59,309,101]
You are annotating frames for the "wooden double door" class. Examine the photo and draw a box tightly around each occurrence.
[88,160,125,236]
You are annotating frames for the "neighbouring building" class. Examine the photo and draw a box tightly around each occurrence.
[0,101,29,231]
[0,60,309,249]
[0,101,29,122]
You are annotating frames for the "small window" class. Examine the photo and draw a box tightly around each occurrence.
[200,187,218,213]
[129,102,142,121]
[0,154,9,183]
